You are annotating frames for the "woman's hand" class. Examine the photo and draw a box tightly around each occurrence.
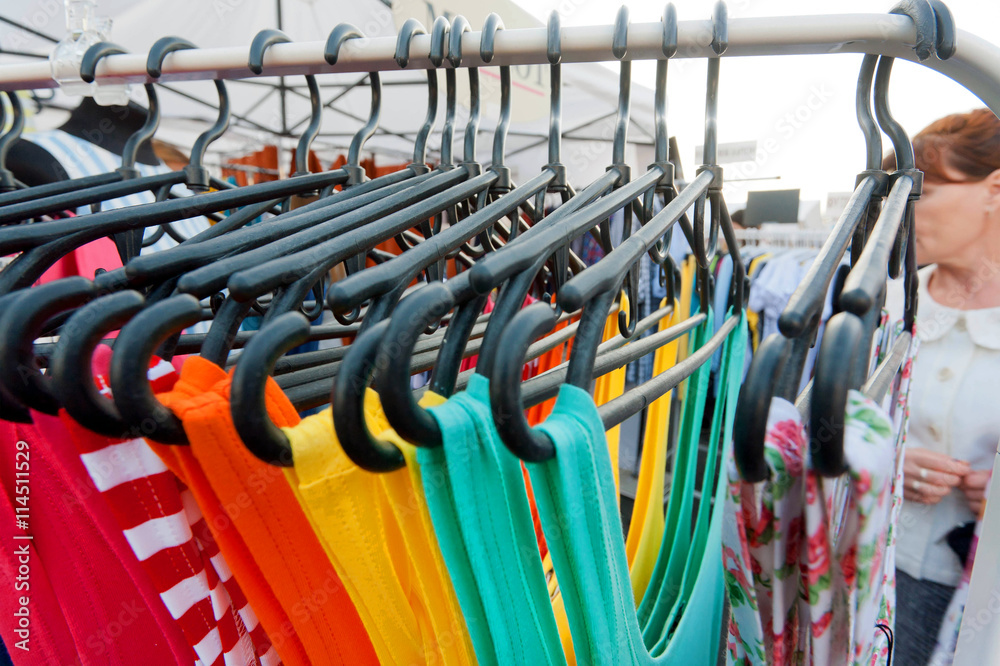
[960,470,992,517]
[903,448,969,505]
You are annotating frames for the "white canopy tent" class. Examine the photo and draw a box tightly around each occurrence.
[0,0,663,185]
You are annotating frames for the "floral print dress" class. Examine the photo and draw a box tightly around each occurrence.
[722,397,809,665]
[722,320,917,665]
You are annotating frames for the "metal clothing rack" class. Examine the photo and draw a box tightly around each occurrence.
[0,13,998,121]
[734,227,830,248]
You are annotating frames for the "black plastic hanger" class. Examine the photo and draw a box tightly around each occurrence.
[99,22,449,443]
[50,291,147,437]
[809,47,933,476]
[361,6,667,453]
[732,53,889,482]
[487,1,744,460]
[159,20,465,312]
[325,12,559,333]
[0,277,98,415]
[489,166,725,460]
[119,22,441,293]
[224,15,507,464]
[218,21,498,318]
[145,36,232,193]
[733,0,952,480]
[109,294,203,443]
[0,43,187,229]
[183,24,378,362]
[0,91,25,193]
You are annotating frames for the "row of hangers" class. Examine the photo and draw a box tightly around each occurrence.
[734,0,956,480]
[0,0,944,484]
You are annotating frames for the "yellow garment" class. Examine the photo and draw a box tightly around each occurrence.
[282,391,475,666]
[624,299,682,601]
[676,256,698,400]
[746,253,771,352]
[592,292,629,497]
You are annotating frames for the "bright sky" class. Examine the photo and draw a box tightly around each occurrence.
[510,0,1000,215]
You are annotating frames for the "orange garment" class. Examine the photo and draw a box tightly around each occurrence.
[149,357,377,666]
[222,145,281,187]
[526,316,573,425]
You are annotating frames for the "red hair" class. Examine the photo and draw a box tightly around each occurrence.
[882,108,1000,182]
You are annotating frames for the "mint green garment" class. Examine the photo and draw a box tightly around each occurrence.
[417,445,500,666]
[637,310,715,649]
[653,309,747,656]
[421,374,566,666]
[527,309,747,663]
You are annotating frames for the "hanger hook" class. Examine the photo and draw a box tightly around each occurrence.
[0,277,97,414]
[480,13,504,63]
[326,24,381,176]
[482,14,512,171]
[250,29,321,178]
[733,334,788,481]
[890,0,938,61]
[929,0,956,59]
[147,36,231,191]
[395,17,425,68]
[711,0,729,55]
[653,5,676,167]
[448,16,480,164]
[490,301,560,461]
[611,6,630,167]
[0,91,24,191]
[396,19,437,167]
[81,42,160,173]
[692,3,727,271]
[873,58,914,170]
[331,319,408,470]
[110,295,202,444]
[51,291,146,437]
[437,18,458,166]
[546,11,563,168]
[855,55,883,171]
[228,312,308,466]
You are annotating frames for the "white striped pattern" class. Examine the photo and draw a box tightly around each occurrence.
[160,569,214,619]
[122,511,194,561]
[79,437,169,492]
[193,626,225,666]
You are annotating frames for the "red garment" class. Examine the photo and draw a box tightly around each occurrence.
[0,456,78,665]
[62,416,276,666]
[61,357,276,666]
[0,415,190,665]
[459,293,540,378]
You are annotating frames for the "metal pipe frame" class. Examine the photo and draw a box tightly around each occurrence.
[3,15,1000,116]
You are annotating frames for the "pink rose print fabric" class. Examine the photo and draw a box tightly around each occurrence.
[722,397,809,665]
[722,320,916,666]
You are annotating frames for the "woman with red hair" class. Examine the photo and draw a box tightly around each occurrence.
[884,108,1000,664]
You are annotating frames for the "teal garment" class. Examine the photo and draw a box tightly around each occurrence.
[527,309,748,663]
[417,445,500,666]
[422,375,566,666]
[637,311,715,650]
[656,309,747,657]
